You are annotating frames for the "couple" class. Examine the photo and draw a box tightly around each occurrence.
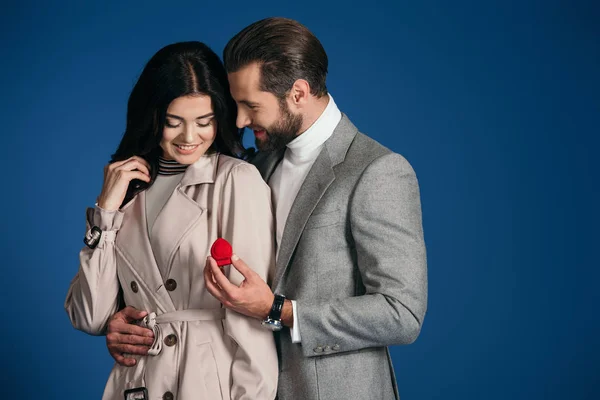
[65,17,428,400]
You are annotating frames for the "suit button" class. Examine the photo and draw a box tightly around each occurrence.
[165,279,177,291]
[313,346,323,353]
[324,345,331,352]
[164,334,178,347]
[163,392,174,400]
[332,344,340,351]
[130,281,138,293]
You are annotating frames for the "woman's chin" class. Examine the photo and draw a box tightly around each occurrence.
[169,151,203,165]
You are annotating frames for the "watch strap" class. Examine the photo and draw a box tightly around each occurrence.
[269,294,286,321]
[83,226,117,249]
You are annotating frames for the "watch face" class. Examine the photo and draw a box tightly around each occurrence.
[261,319,283,331]
[84,226,102,249]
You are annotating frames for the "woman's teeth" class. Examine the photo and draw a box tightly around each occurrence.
[176,144,198,150]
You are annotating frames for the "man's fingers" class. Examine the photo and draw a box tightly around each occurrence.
[111,352,137,367]
[204,259,228,301]
[119,306,148,323]
[111,352,132,366]
[111,322,154,338]
[109,343,150,356]
[207,256,239,294]
[107,323,154,341]
[107,332,155,346]
[205,278,223,301]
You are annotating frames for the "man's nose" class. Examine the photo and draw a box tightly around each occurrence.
[236,109,251,129]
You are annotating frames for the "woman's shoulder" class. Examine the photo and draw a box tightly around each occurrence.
[217,154,258,174]
[216,153,262,179]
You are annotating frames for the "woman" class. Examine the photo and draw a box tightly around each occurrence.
[64,41,278,400]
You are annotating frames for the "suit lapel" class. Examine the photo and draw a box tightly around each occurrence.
[271,114,359,290]
[272,149,335,290]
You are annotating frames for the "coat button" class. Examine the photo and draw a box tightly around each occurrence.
[163,392,174,400]
[164,334,178,347]
[130,281,138,293]
[165,279,177,291]
[313,346,323,353]
[332,344,340,351]
[323,345,331,352]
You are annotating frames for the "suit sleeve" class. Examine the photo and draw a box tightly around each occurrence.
[219,163,278,400]
[297,153,428,357]
[64,206,124,335]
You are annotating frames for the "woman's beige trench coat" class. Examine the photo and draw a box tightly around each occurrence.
[65,153,278,399]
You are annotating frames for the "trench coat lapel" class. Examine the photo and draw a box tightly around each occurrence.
[150,154,217,279]
[116,191,176,313]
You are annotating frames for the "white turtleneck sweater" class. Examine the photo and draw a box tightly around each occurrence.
[268,94,342,342]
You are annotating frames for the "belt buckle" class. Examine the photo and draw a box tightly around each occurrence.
[124,387,148,400]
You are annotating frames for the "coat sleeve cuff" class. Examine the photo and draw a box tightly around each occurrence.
[86,204,125,231]
[290,300,302,343]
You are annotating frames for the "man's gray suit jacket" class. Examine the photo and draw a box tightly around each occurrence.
[252,114,428,400]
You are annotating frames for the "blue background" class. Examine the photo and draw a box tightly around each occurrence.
[2,0,598,398]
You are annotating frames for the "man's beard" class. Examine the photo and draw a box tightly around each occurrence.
[255,101,303,152]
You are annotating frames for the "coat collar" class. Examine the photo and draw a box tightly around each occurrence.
[179,152,219,187]
[114,152,220,312]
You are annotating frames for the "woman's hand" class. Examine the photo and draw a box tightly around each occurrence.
[97,156,151,211]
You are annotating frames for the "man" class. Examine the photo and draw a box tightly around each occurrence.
[106,17,427,400]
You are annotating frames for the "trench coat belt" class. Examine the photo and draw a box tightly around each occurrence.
[141,308,226,356]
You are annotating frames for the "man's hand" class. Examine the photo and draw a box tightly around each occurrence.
[106,306,154,367]
[204,254,274,320]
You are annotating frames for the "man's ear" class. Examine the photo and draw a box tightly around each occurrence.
[289,79,311,108]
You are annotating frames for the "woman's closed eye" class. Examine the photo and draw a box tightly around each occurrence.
[165,118,181,128]
[196,118,213,128]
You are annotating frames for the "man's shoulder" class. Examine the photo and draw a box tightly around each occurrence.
[343,126,399,168]
[352,131,393,157]
[333,113,393,160]
[340,121,414,177]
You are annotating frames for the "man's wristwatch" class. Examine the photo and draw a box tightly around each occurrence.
[261,294,286,331]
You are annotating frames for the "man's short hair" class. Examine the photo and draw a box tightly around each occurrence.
[224,17,328,99]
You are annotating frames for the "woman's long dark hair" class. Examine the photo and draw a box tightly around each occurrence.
[111,41,250,206]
